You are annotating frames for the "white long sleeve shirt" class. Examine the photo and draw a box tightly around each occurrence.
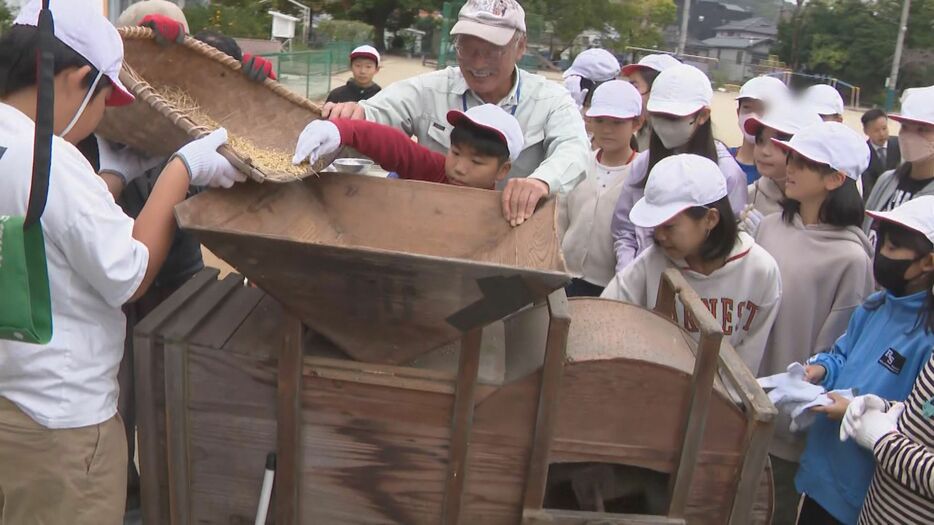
[601,232,782,373]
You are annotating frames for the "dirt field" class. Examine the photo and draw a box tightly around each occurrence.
[202,57,884,275]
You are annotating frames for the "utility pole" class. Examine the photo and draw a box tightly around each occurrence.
[677,0,692,55]
[885,0,911,111]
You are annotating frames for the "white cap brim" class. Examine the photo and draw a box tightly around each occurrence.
[629,198,693,228]
[646,99,704,117]
[864,209,933,243]
[450,19,516,46]
[586,104,639,120]
[890,114,934,127]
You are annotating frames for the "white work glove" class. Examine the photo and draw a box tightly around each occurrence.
[173,128,246,189]
[563,75,588,110]
[840,395,904,450]
[96,135,165,185]
[740,205,764,236]
[292,120,341,166]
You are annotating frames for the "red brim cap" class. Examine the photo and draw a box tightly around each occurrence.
[889,114,933,127]
[621,64,652,77]
[770,137,826,167]
[105,77,135,107]
[446,110,509,149]
[350,52,379,66]
[744,116,765,136]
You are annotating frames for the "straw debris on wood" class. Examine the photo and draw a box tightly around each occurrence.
[155,85,311,180]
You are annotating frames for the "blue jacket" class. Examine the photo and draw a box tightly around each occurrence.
[795,290,934,524]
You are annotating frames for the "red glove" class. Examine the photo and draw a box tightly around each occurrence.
[140,14,185,44]
[242,53,277,82]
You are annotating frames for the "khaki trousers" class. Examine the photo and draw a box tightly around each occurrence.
[0,398,126,525]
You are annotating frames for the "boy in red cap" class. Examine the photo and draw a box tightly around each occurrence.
[326,45,383,103]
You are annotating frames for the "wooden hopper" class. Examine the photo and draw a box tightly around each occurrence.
[174,173,570,365]
[134,269,775,524]
[96,27,335,182]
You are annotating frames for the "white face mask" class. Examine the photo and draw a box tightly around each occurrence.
[652,115,698,150]
[738,111,758,144]
[899,130,934,163]
[59,70,103,138]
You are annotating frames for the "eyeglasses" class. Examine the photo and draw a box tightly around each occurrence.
[453,36,517,61]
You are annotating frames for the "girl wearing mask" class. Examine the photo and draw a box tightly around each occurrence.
[602,154,781,372]
[864,86,934,246]
[611,64,747,272]
[795,196,934,525]
[740,101,823,235]
[621,53,681,151]
[731,75,790,184]
[560,81,642,297]
[754,122,875,525]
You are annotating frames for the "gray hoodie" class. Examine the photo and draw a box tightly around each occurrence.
[755,213,874,461]
[863,167,934,235]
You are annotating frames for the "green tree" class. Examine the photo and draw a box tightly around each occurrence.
[324,0,443,51]
[0,1,13,35]
[775,0,934,98]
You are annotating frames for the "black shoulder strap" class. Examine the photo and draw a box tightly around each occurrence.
[24,0,54,228]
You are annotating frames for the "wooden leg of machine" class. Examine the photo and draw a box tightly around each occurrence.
[729,418,775,524]
[442,327,484,525]
[522,289,571,516]
[165,343,191,525]
[658,270,723,518]
[276,316,303,525]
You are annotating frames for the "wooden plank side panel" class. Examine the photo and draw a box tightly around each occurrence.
[133,331,170,525]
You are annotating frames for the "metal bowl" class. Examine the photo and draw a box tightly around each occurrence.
[332,158,374,174]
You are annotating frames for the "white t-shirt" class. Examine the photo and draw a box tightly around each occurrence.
[0,102,149,429]
[601,232,782,373]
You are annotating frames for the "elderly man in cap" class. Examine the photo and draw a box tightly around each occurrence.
[320,0,589,226]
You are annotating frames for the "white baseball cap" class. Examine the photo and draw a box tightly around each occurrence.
[15,0,134,107]
[866,196,934,244]
[802,84,845,116]
[563,48,620,83]
[744,100,823,137]
[450,0,526,47]
[736,75,790,105]
[621,54,682,77]
[890,85,934,127]
[586,80,642,120]
[646,64,713,117]
[350,45,381,67]
[447,104,525,161]
[771,122,870,181]
[629,154,728,228]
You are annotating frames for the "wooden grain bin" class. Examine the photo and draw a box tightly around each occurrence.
[134,269,776,525]
[173,173,570,365]
[95,27,334,182]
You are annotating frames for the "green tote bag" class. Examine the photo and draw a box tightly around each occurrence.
[0,217,52,343]
[0,0,56,345]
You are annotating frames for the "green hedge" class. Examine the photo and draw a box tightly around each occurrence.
[315,20,374,45]
[183,5,272,39]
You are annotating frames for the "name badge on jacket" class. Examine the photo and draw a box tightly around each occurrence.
[879,348,906,375]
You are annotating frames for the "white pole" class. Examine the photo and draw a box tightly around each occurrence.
[677,0,692,55]
[885,0,911,110]
[254,453,276,525]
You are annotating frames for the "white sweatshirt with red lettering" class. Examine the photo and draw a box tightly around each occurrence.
[601,232,782,373]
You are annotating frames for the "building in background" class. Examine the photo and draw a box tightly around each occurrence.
[690,16,777,83]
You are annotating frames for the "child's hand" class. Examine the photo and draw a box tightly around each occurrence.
[242,54,277,82]
[140,14,185,45]
[293,120,342,165]
[811,392,850,420]
[502,178,549,227]
[804,364,826,384]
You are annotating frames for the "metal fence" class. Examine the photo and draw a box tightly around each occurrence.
[258,41,365,101]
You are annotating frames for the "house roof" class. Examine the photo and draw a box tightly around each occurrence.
[716,17,778,35]
[701,36,772,49]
